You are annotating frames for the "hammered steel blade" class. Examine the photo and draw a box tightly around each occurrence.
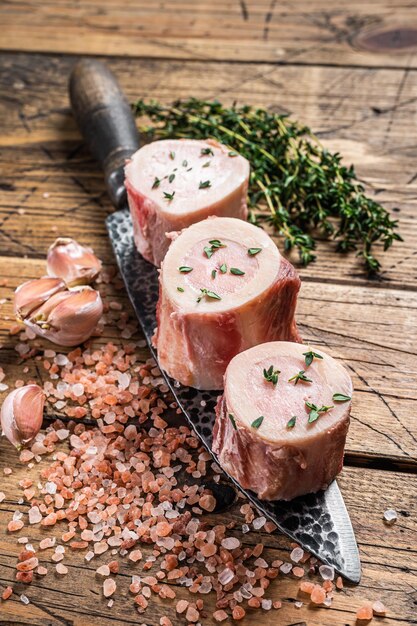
[106,207,361,584]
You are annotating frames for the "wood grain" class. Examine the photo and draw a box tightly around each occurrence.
[1,1,417,68]
[0,450,415,626]
[0,256,416,467]
[1,54,416,287]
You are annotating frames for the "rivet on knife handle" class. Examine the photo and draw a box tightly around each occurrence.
[68,59,140,210]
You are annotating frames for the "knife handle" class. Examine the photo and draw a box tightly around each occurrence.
[69,59,140,210]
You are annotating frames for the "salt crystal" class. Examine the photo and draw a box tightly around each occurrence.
[290,547,304,563]
[295,601,303,608]
[28,506,42,524]
[20,594,30,605]
[56,563,68,575]
[96,565,110,577]
[279,562,292,575]
[221,537,240,550]
[0,383,8,392]
[85,551,94,562]
[56,429,69,440]
[253,516,266,530]
[107,599,114,608]
[383,509,398,525]
[218,567,234,585]
[103,578,116,597]
[0,492,5,503]
[45,482,57,494]
[254,557,268,568]
[241,523,250,534]
[56,354,69,366]
[261,599,272,610]
[13,510,23,521]
[319,565,335,581]
[72,383,84,397]
[44,350,56,358]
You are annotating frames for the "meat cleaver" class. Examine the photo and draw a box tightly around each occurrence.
[69,59,361,584]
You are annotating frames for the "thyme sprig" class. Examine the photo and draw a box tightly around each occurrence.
[133,98,402,273]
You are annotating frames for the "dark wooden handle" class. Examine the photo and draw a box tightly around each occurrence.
[69,59,140,210]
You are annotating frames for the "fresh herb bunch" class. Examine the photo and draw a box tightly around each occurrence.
[133,98,402,273]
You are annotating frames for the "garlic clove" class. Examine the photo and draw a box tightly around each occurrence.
[1,385,45,449]
[47,238,102,287]
[14,277,66,320]
[28,286,103,347]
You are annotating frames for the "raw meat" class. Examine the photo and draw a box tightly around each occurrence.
[212,341,352,500]
[125,139,250,266]
[153,217,301,390]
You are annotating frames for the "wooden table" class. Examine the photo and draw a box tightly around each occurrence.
[0,2,416,625]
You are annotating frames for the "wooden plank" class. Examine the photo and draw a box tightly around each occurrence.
[0,446,415,626]
[1,1,417,68]
[0,256,416,467]
[1,54,416,287]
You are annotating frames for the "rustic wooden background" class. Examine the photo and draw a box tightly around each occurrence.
[0,1,416,625]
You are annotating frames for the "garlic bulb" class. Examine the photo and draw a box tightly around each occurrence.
[47,238,102,287]
[1,385,45,449]
[14,277,66,320]
[14,280,103,347]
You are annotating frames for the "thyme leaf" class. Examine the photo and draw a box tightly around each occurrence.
[288,370,312,385]
[230,267,245,275]
[251,416,264,429]
[303,349,323,367]
[333,393,351,402]
[287,416,297,429]
[263,365,280,386]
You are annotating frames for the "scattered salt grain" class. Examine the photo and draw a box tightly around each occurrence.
[294,601,303,609]
[72,383,85,397]
[20,594,30,604]
[319,565,335,581]
[96,565,110,577]
[290,547,304,563]
[279,562,292,575]
[221,537,240,550]
[372,600,387,616]
[383,509,398,525]
[252,516,266,530]
[28,506,42,524]
[56,563,68,575]
[103,578,117,597]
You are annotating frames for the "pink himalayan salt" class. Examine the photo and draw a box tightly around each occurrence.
[28,506,42,524]
[221,537,240,550]
[96,565,110,577]
[372,600,387,616]
[37,566,48,575]
[176,599,189,614]
[311,585,327,604]
[39,537,56,550]
[56,563,68,575]
[2,586,13,600]
[103,578,117,597]
[128,549,142,562]
[356,604,373,620]
[16,557,38,571]
[185,605,199,622]
[213,610,229,622]
[199,494,216,512]
[7,520,24,532]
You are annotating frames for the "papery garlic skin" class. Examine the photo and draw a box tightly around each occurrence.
[47,238,102,287]
[1,385,45,449]
[26,286,103,347]
[14,277,66,320]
